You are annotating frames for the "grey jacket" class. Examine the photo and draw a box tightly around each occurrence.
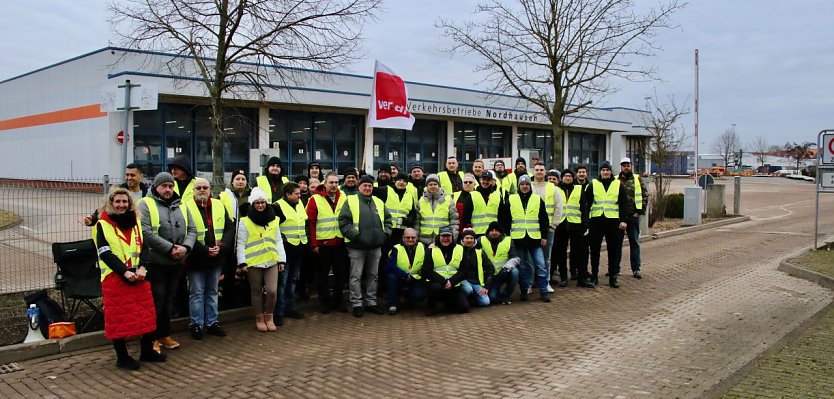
[338,194,392,250]
[414,188,460,244]
[137,192,197,266]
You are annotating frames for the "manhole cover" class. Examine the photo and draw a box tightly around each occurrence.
[0,362,24,374]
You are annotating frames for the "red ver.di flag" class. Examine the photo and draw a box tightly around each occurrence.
[368,61,416,130]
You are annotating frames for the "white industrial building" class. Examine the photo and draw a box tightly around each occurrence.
[0,47,650,180]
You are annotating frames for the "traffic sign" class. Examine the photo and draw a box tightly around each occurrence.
[820,169,834,188]
[115,130,130,144]
[697,173,714,189]
[822,133,834,164]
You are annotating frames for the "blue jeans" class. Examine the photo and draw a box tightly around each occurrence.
[624,215,641,272]
[518,246,548,292]
[274,243,303,316]
[460,280,490,307]
[186,265,222,327]
[385,273,426,307]
[545,229,555,279]
[488,268,519,302]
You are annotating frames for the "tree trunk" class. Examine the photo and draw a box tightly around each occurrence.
[211,102,225,196]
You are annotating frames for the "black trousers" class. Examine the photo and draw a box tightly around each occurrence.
[426,281,469,314]
[568,227,590,280]
[316,245,349,307]
[112,333,156,359]
[589,218,623,278]
[147,263,183,338]
[551,223,569,280]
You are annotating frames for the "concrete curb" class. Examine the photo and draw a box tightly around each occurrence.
[0,306,256,364]
[0,215,754,365]
[703,241,834,398]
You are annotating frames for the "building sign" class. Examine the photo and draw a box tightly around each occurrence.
[407,101,548,125]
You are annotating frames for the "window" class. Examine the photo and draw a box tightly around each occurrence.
[518,128,558,168]
[626,136,647,174]
[270,110,364,177]
[373,119,442,174]
[454,122,511,172]
[568,131,605,178]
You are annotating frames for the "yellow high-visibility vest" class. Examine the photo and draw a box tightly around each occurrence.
[138,197,189,238]
[391,243,425,280]
[255,175,289,204]
[184,198,226,244]
[431,245,463,284]
[564,185,583,224]
[344,195,385,243]
[311,194,345,240]
[590,179,621,219]
[385,186,414,229]
[276,198,308,246]
[438,170,465,194]
[174,178,196,203]
[418,195,451,237]
[240,216,280,265]
[480,235,511,272]
[508,193,542,239]
[93,218,142,282]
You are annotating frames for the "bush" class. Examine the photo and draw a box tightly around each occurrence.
[664,193,684,218]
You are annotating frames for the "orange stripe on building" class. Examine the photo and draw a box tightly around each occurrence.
[0,104,107,131]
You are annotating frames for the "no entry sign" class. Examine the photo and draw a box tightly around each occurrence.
[822,133,834,164]
[115,130,130,144]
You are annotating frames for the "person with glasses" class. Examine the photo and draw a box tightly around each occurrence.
[183,178,234,340]
[383,228,426,315]
[453,173,478,234]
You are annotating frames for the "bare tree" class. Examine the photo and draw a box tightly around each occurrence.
[110,0,381,190]
[439,0,684,168]
[640,93,688,226]
[749,136,769,167]
[712,128,741,168]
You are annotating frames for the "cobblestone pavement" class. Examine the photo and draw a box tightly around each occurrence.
[1,178,833,398]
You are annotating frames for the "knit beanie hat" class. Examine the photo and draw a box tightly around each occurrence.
[487,221,502,234]
[461,229,476,239]
[153,172,175,188]
[359,175,375,186]
[426,174,440,185]
[249,187,268,203]
[518,175,532,186]
[547,169,561,179]
[600,161,613,172]
[394,173,409,182]
[561,169,575,179]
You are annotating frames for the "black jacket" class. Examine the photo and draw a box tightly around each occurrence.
[423,242,465,286]
[460,245,494,286]
[511,190,549,249]
[476,184,511,235]
[583,177,629,223]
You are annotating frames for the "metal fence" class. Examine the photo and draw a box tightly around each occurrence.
[0,177,113,295]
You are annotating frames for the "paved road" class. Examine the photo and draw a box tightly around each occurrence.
[1,178,833,398]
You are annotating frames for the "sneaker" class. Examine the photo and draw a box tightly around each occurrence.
[546,284,555,293]
[352,306,364,318]
[159,336,180,350]
[633,270,643,279]
[609,276,620,288]
[190,325,205,340]
[559,280,568,288]
[367,305,385,315]
[501,299,512,305]
[206,323,227,337]
[152,340,162,354]
[285,310,305,320]
[388,306,398,315]
[577,278,596,288]
[116,356,141,370]
[526,287,533,295]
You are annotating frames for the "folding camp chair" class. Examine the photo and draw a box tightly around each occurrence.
[52,239,103,333]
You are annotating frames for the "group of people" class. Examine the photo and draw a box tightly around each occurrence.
[90,153,647,370]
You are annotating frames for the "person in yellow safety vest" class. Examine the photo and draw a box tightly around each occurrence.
[530,163,564,293]
[373,163,393,188]
[547,169,561,186]
[479,221,521,305]
[273,182,309,325]
[414,174,460,244]
[422,227,469,316]
[472,170,511,235]
[584,161,629,289]
[550,169,596,289]
[618,157,648,280]
[338,175,392,317]
[218,169,252,310]
[438,156,465,194]
[492,159,517,194]
[374,173,417,292]
[452,173,479,234]
[507,175,551,302]
[407,164,427,204]
[513,157,529,183]
[340,167,361,196]
[94,187,165,370]
[255,157,289,203]
[235,187,287,332]
[306,171,349,314]
[470,159,484,189]
[458,229,494,307]
[183,178,234,340]
[136,172,197,353]
[383,228,427,315]
[168,155,196,203]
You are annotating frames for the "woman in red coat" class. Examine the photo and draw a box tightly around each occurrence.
[94,187,166,370]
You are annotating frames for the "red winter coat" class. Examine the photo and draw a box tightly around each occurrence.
[101,274,156,339]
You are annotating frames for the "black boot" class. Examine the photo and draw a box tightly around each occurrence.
[577,278,595,288]
[591,274,598,286]
[609,275,619,288]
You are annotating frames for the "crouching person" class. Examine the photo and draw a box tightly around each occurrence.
[236,188,287,332]
[480,222,520,305]
[384,228,426,315]
[423,226,468,316]
[459,228,493,307]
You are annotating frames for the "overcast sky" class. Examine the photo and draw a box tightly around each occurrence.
[2,0,832,149]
